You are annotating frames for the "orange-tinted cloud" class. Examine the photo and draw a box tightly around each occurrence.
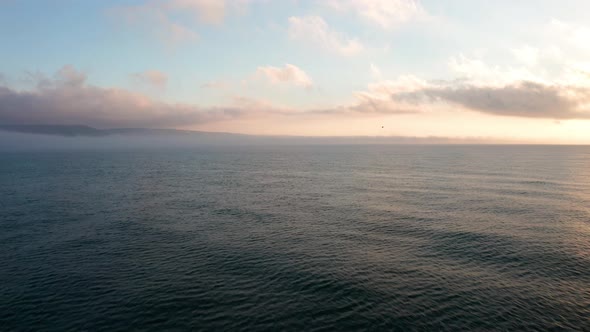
[288,16,364,56]
[132,70,168,89]
[256,64,313,88]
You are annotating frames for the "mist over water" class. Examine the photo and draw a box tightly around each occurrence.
[1,145,589,330]
[0,129,515,151]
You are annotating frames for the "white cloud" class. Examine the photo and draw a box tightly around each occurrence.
[448,54,541,85]
[549,19,590,52]
[256,64,313,88]
[288,16,364,56]
[449,54,495,81]
[449,30,590,88]
[326,0,426,29]
[347,40,590,119]
[512,45,539,67]
[370,63,382,80]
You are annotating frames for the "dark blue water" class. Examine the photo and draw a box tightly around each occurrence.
[1,146,589,331]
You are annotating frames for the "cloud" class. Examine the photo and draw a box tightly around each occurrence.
[370,63,382,80]
[345,62,590,119]
[22,65,88,90]
[511,45,539,67]
[549,19,590,52]
[347,76,429,114]
[55,65,87,87]
[326,0,426,29]
[256,64,313,88]
[113,0,266,44]
[353,42,590,120]
[165,0,226,24]
[0,66,249,128]
[448,53,543,85]
[113,0,251,44]
[448,54,501,82]
[132,70,168,89]
[201,80,230,89]
[114,3,198,44]
[288,16,364,56]
[5,60,590,134]
[0,66,422,131]
[308,76,429,116]
[393,81,590,119]
[445,20,590,90]
[434,83,590,119]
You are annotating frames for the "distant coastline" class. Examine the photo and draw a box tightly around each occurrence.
[0,124,529,145]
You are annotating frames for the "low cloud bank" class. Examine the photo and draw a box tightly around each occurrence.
[395,81,590,119]
[2,66,590,135]
[0,66,244,128]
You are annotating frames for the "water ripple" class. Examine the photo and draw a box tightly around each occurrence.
[1,146,589,331]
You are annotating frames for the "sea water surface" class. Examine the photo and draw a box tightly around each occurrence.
[1,145,589,331]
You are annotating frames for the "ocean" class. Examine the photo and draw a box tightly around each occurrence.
[1,145,589,331]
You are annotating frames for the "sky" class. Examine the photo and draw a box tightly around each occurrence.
[1,0,590,143]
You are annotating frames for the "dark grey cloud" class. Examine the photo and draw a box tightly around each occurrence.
[396,81,590,119]
[0,66,245,128]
